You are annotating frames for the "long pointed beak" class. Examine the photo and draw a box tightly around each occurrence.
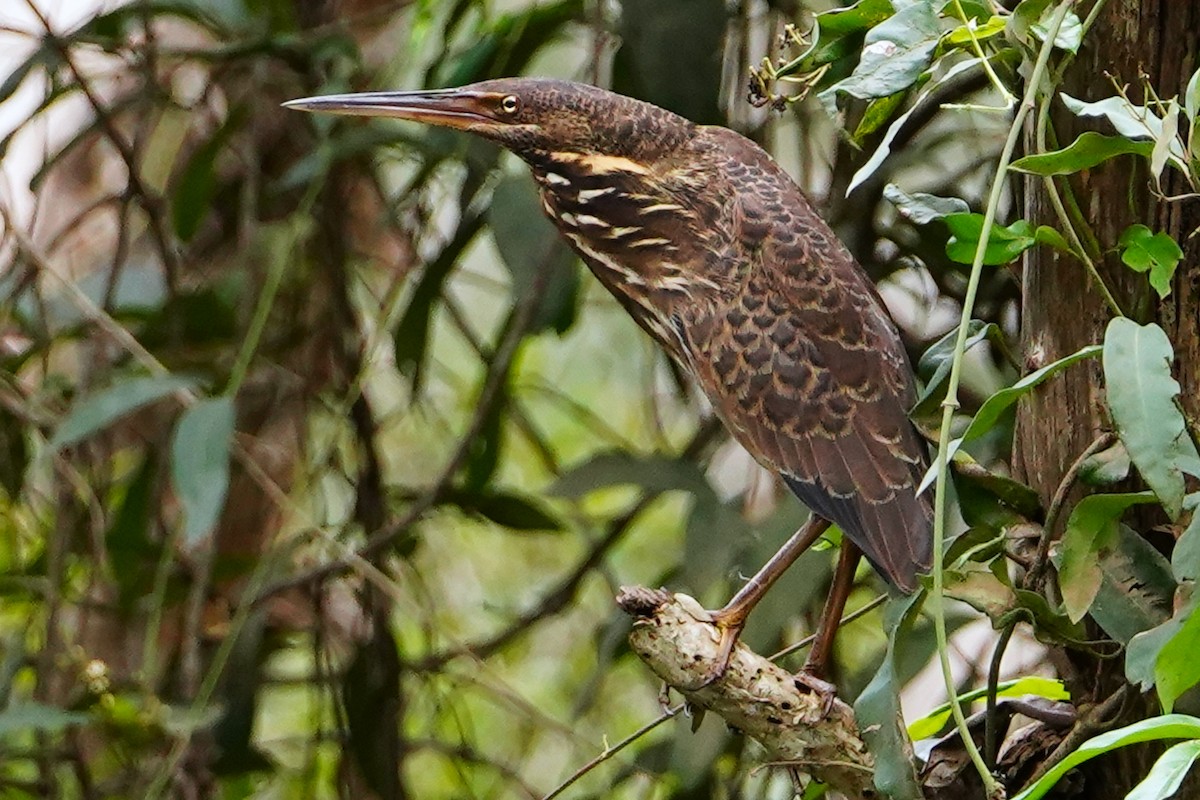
[283,89,502,130]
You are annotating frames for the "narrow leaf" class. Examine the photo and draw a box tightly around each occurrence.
[1125,739,1200,800]
[1150,100,1181,184]
[170,397,235,546]
[1185,66,1200,123]
[884,184,970,224]
[1009,132,1154,176]
[53,375,196,449]
[919,344,1102,494]
[1011,714,1200,800]
[908,676,1069,740]
[849,56,988,192]
[854,594,924,800]
[1173,496,1200,582]
[961,344,1101,443]
[1103,319,1200,520]
[0,703,87,735]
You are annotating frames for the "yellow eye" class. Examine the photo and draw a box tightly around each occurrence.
[500,95,520,115]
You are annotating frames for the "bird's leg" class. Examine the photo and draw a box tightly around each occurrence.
[796,541,863,714]
[695,516,832,688]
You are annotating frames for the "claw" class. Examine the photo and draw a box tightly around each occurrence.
[687,611,746,690]
[794,670,839,717]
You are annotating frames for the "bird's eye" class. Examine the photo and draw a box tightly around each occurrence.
[500,95,520,115]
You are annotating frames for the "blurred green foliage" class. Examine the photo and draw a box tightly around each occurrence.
[2,0,1197,797]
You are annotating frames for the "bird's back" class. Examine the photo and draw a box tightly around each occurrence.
[671,126,933,591]
[519,89,933,591]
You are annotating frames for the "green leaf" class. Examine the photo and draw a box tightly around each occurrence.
[819,0,940,108]
[1126,739,1200,800]
[1061,93,1188,169]
[550,451,713,499]
[1118,225,1183,299]
[799,0,896,71]
[943,14,1006,48]
[907,676,1069,740]
[447,488,564,532]
[1128,614,1186,691]
[53,375,196,449]
[854,594,924,800]
[849,55,994,192]
[853,91,908,142]
[961,344,1101,445]
[0,403,28,496]
[912,320,1002,416]
[1010,132,1154,176]
[170,397,235,546]
[1087,523,1175,644]
[1103,318,1200,520]
[1011,714,1200,800]
[0,703,87,735]
[1033,224,1072,254]
[920,344,1102,493]
[1058,492,1157,622]
[1158,606,1200,713]
[394,212,487,393]
[944,213,1038,265]
[1173,497,1200,582]
[818,0,895,36]
[172,113,241,241]
[107,455,159,609]
[884,184,970,224]
[1078,441,1133,486]
[464,378,507,491]
[1029,4,1081,52]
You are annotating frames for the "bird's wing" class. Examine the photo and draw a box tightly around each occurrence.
[682,168,932,591]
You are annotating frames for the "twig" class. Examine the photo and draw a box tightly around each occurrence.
[984,621,1016,768]
[24,0,182,291]
[1022,684,1130,788]
[1027,432,1117,592]
[618,589,874,798]
[414,418,722,670]
[540,705,683,800]
[252,239,552,599]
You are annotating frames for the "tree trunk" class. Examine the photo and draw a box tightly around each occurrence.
[1014,1,1200,795]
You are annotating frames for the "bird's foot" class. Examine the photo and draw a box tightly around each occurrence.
[793,670,839,718]
[685,609,746,690]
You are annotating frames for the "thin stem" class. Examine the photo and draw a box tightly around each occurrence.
[1033,87,1124,316]
[540,705,682,800]
[929,3,1076,795]
[984,622,1016,768]
[950,0,1016,107]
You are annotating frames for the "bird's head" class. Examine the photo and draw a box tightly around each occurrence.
[284,78,694,167]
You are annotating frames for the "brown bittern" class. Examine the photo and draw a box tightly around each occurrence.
[285,79,932,684]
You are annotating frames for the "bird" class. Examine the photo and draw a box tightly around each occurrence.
[284,78,933,687]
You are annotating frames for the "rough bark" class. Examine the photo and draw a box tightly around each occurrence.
[1014,1,1200,796]
[617,588,876,798]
